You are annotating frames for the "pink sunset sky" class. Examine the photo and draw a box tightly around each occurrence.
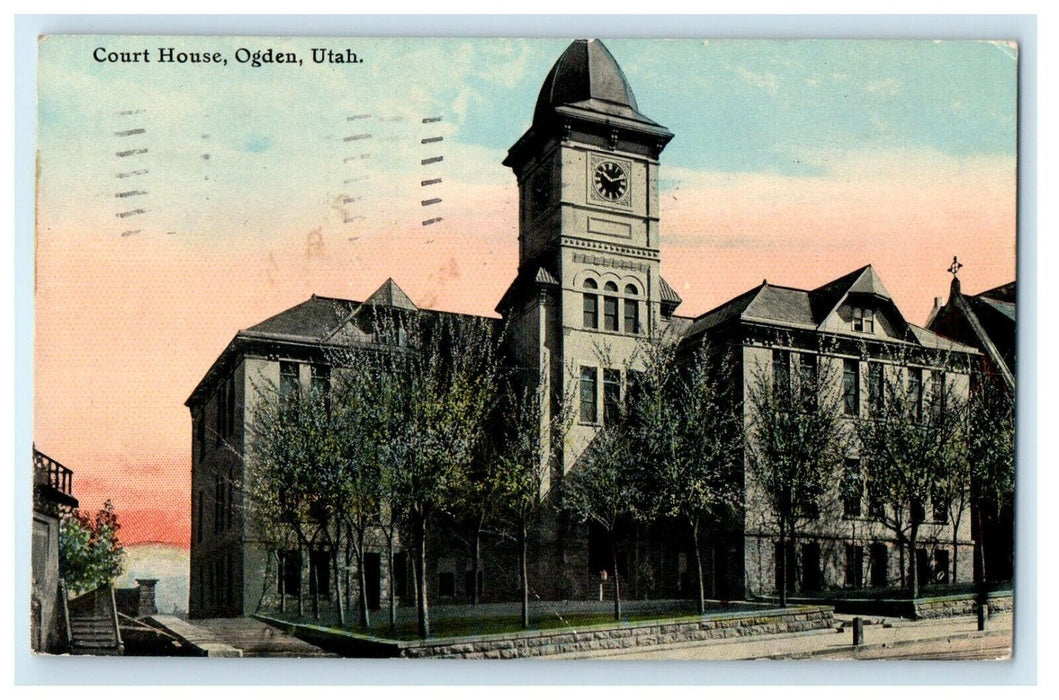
[33,37,1016,548]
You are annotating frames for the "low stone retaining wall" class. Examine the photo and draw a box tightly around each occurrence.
[913,591,1013,620]
[788,590,1013,620]
[259,606,835,659]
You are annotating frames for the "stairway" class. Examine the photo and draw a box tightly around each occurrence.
[67,586,123,655]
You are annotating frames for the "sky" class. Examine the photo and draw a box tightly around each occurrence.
[34,36,1017,548]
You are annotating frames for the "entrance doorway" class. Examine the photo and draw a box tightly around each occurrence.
[364,552,381,610]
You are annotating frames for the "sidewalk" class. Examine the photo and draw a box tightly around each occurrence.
[560,613,1013,660]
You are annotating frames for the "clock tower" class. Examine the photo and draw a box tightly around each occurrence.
[498,39,681,485]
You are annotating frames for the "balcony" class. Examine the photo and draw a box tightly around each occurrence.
[33,446,79,510]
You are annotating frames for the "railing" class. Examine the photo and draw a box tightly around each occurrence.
[33,446,74,497]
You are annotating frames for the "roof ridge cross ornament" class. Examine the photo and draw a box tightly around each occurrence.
[948,256,964,278]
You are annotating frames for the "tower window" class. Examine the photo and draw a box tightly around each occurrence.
[604,296,619,331]
[582,279,598,329]
[602,282,619,332]
[580,366,598,423]
[623,283,640,334]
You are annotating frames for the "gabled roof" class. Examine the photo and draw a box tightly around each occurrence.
[364,278,418,311]
[682,265,977,354]
[244,295,357,342]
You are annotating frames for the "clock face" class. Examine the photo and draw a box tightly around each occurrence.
[593,161,628,202]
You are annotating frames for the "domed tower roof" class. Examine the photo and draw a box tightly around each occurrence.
[505,39,673,170]
[533,39,651,125]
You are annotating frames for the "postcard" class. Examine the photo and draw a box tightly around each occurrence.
[31,35,1016,660]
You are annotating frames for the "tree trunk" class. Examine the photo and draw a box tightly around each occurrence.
[691,515,706,615]
[472,515,483,606]
[357,544,370,629]
[778,517,788,608]
[333,544,345,627]
[909,521,920,599]
[345,543,353,614]
[297,546,304,617]
[952,519,960,584]
[278,551,285,614]
[309,553,319,620]
[610,534,622,622]
[415,513,430,639]
[386,529,397,636]
[520,518,529,629]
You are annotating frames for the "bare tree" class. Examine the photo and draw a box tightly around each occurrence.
[856,357,969,598]
[626,339,743,614]
[745,346,847,606]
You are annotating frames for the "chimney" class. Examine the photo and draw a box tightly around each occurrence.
[136,578,158,617]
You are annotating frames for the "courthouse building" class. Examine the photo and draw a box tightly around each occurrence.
[187,39,981,617]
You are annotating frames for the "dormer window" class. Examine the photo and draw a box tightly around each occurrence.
[852,306,875,333]
[582,279,599,329]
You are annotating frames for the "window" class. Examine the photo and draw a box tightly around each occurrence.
[868,363,885,414]
[772,349,791,403]
[931,371,947,416]
[196,490,205,543]
[932,489,950,523]
[845,544,864,588]
[626,369,645,406]
[911,498,926,524]
[194,412,205,462]
[842,459,862,517]
[798,353,817,407]
[224,374,235,436]
[623,284,640,334]
[867,477,885,518]
[214,384,225,445]
[280,361,299,406]
[603,369,621,425]
[870,542,888,587]
[311,364,331,412]
[603,282,619,331]
[582,279,598,328]
[279,549,302,595]
[908,368,924,422]
[843,359,860,416]
[579,366,598,423]
[438,572,456,598]
[214,474,225,535]
[852,306,875,333]
[934,549,950,585]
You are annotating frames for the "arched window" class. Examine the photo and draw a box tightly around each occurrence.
[603,282,619,331]
[623,283,640,334]
[582,279,598,329]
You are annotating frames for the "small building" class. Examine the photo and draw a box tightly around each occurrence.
[32,446,78,653]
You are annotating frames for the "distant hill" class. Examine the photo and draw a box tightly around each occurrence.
[115,542,189,615]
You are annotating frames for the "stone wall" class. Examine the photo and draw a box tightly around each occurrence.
[398,606,834,659]
[913,591,1013,620]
